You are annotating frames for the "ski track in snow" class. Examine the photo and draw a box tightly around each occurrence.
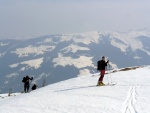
[122,86,137,113]
[0,66,150,113]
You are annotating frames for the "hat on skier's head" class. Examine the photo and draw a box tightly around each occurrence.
[102,56,105,59]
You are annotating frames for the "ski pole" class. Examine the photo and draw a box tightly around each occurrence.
[106,65,110,84]
[108,63,112,83]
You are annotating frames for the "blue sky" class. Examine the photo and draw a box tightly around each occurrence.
[0,0,150,39]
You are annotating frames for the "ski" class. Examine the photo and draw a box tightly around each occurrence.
[89,83,116,87]
[105,83,116,86]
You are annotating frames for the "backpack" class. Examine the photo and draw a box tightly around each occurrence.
[32,84,37,90]
[97,60,102,70]
[22,77,26,83]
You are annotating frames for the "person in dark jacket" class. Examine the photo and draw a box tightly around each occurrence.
[22,75,33,93]
[97,56,109,86]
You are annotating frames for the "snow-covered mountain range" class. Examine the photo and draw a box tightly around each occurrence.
[0,29,150,93]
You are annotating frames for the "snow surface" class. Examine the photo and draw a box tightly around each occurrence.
[52,53,94,69]
[61,31,99,44]
[12,45,55,57]
[109,32,143,52]
[9,58,44,70]
[36,38,53,44]
[52,53,94,76]
[0,93,20,100]
[61,44,90,53]
[0,66,150,113]
[106,30,150,55]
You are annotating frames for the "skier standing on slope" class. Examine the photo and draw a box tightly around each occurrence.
[22,75,33,93]
[97,56,109,86]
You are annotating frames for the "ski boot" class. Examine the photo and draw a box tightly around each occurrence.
[97,82,105,86]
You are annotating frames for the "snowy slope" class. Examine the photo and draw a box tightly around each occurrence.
[0,66,150,113]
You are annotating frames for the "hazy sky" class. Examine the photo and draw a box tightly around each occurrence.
[0,0,150,39]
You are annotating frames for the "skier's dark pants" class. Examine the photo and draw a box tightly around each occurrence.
[24,82,30,93]
[98,70,105,82]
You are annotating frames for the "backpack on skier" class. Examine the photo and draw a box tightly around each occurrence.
[22,77,26,83]
[97,60,102,70]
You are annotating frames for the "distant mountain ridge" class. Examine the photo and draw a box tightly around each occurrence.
[0,30,150,93]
